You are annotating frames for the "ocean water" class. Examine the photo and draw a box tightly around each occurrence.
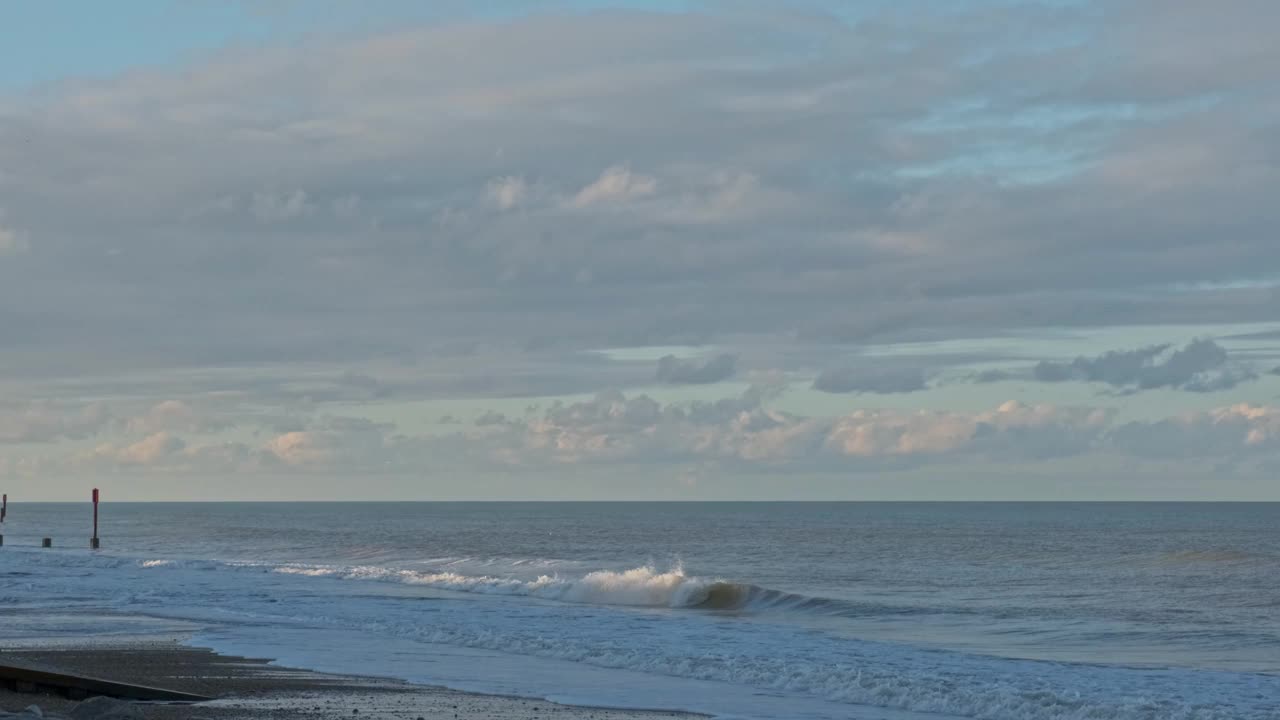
[1,502,1278,720]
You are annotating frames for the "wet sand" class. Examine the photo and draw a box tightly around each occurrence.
[0,642,701,720]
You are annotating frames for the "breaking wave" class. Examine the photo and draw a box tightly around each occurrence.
[122,557,854,616]
[266,561,944,619]
[270,562,774,610]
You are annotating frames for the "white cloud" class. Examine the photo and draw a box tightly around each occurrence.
[452,391,1117,469]
[825,402,1111,459]
[91,432,186,466]
[486,176,530,211]
[264,430,331,465]
[263,416,396,467]
[0,210,28,255]
[568,166,658,208]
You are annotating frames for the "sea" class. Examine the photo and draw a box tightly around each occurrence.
[1,502,1278,720]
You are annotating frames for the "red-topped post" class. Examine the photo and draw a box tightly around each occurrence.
[91,488,100,549]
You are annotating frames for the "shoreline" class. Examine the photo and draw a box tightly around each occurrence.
[0,638,704,720]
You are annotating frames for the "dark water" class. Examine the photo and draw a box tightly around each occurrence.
[3,502,1278,719]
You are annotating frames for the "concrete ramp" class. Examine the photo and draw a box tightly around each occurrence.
[0,660,211,702]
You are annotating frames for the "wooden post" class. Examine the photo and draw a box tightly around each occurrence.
[91,488,100,549]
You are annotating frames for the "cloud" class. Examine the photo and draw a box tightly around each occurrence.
[824,401,1112,460]
[972,369,1015,383]
[0,398,223,448]
[446,388,1116,469]
[2,2,1280,498]
[568,166,658,208]
[813,366,928,394]
[334,371,393,400]
[0,210,28,255]
[0,401,113,443]
[1031,339,1255,391]
[77,432,255,473]
[67,413,399,474]
[264,431,331,466]
[441,392,1280,473]
[0,226,26,255]
[10,383,1280,483]
[0,1,1275,377]
[250,189,314,222]
[486,176,530,211]
[655,354,737,384]
[475,410,509,427]
[124,400,230,434]
[261,416,398,467]
[93,432,187,466]
[1108,404,1280,458]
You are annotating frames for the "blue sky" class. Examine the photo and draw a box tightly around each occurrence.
[0,0,1068,89]
[0,0,1278,500]
[0,0,715,90]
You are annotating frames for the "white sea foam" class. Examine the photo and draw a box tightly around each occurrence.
[268,561,725,608]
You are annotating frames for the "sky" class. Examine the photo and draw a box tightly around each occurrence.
[1,0,1279,501]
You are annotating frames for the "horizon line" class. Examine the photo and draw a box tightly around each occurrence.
[5,498,1278,504]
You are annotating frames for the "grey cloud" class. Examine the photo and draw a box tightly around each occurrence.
[1033,345,1167,384]
[123,400,233,435]
[972,369,1016,384]
[250,189,315,222]
[812,366,927,394]
[0,401,113,443]
[335,371,392,400]
[1107,405,1280,459]
[656,354,737,385]
[0,1,1275,378]
[1031,340,1254,392]
[0,1,1278,499]
[475,411,509,427]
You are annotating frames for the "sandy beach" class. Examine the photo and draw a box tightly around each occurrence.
[0,642,700,720]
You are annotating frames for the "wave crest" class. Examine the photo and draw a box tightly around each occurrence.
[268,561,774,610]
[136,555,847,616]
